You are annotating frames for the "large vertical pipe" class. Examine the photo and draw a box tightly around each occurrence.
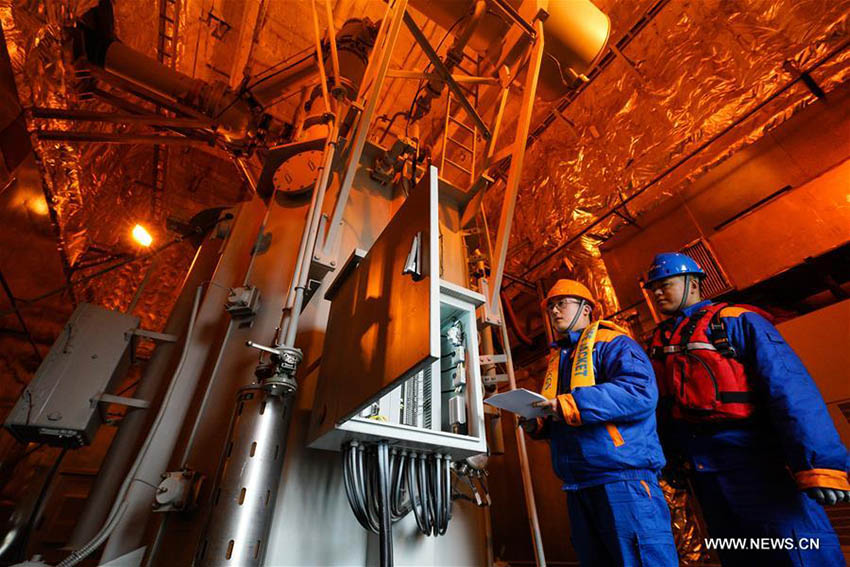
[195,386,294,566]
[66,234,224,551]
[95,199,267,563]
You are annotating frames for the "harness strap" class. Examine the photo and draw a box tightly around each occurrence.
[660,342,718,354]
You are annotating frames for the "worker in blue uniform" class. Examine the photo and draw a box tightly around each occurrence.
[520,279,678,567]
[646,252,850,566]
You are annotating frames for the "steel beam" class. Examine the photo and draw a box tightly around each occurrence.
[401,12,491,140]
[487,21,544,313]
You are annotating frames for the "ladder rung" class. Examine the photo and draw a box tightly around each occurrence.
[446,137,474,153]
[444,157,472,175]
[448,115,475,133]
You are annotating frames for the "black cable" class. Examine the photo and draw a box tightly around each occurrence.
[442,455,453,534]
[362,445,381,533]
[15,448,68,562]
[343,444,370,531]
[433,454,443,534]
[418,454,432,535]
[376,441,393,567]
[407,453,427,535]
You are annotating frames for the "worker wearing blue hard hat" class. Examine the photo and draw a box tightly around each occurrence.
[645,251,850,566]
[520,279,677,567]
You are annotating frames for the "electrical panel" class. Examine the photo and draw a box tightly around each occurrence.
[4,303,139,447]
[308,167,487,458]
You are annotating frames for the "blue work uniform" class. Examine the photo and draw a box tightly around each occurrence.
[531,327,677,566]
[661,299,849,567]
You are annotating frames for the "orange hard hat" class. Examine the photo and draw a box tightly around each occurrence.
[541,279,596,311]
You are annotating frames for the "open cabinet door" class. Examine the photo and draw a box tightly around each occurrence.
[309,166,440,445]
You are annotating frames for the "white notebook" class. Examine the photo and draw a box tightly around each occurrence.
[484,388,549,419]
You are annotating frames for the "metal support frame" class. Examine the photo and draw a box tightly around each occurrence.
[486,20,545,316]
[35,130,214,147]
[386,69,498,85]
[402,12,491,140]
[29,108,213,128]
[497,296,546,567]
[315,0,408,264]
[93,393,151,410]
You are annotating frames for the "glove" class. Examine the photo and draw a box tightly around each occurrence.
[518,418,538,434]
[806,487,850,506]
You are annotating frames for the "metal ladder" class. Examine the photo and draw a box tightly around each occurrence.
[149,0,181,223]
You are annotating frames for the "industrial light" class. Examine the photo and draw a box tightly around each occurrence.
[29,198,48,216]
[132,224,153,247]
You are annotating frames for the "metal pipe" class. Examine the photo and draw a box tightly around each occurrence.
[29,107,213,128]
[377,441,392,567]
[92,201,265,563]
[498,298,547,567]
[102,42,255,142]
[57,284,206,567]
[488,20,544,311]
[310,0,333,114]
[320,0,408,260]
[195,386,295,567]
[281,121,340,345]
[66,237,221,550]
[324,0,342,98]
[35,130,213,146]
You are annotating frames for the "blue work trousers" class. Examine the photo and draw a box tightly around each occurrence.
[566,476,678,566]
[691,464,845,566]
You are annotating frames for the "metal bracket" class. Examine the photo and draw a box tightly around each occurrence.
[479,354,507,366]
[482,374,509,386]
[225,286,261,319]
[92,393,151,409]
[246,341,303,395]
[402,232,422,281]
[477,279,502,327]
[128,329,178,343]
[152,469,205,513]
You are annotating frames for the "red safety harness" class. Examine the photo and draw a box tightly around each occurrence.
[650,303,756,422]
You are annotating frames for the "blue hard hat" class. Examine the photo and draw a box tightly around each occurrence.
[645,252,706,286]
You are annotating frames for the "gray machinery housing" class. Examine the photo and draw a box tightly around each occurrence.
[4,303,140,448]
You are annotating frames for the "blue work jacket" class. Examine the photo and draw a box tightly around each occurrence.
[663,300,850,488]
[536,329,666,490]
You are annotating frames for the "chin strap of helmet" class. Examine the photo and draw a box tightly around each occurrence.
[566,299,587,332]
[676,275,692,313]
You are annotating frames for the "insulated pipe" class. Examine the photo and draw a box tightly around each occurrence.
[88,201,266,564]
[100,42,256,143]
[409,0,486,122]
[65,231,223,551]
[57,286,206,567]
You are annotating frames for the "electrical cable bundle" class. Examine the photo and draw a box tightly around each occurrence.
[343,442,452,536]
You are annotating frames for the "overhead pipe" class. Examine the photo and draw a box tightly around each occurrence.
[409,0,486,123]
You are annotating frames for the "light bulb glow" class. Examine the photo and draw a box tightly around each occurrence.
[132,224,153,247]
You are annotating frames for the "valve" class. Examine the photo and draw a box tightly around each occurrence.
[246,341,302,395]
